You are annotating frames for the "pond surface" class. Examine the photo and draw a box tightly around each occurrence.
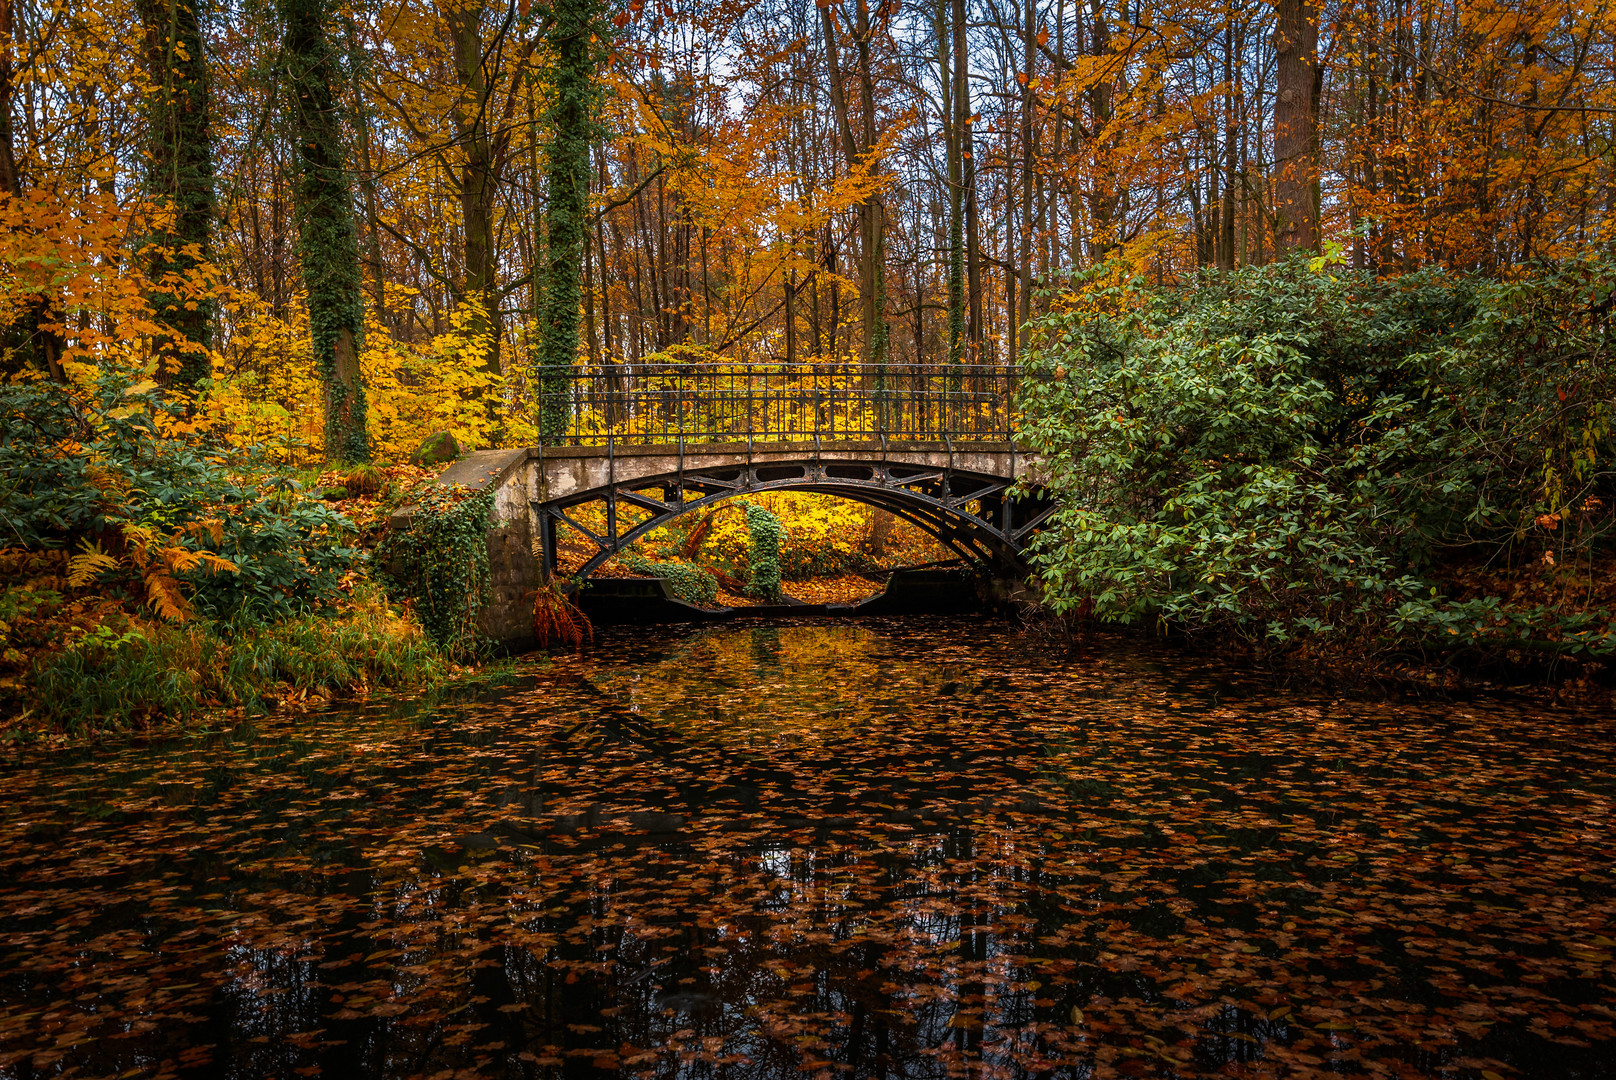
[3,618,1615,1079]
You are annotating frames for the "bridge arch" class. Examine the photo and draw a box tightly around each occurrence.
[409,439,1049,645]
[535,454,1049,580]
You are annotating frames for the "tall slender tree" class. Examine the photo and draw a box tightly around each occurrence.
[936,0,966,372]
[137,0,216,392]
[1274,0,1321,253]
[536,0,602,440]
[279,0,369,462]
[823,0,890,396]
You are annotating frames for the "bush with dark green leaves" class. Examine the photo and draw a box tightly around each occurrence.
[0,374,362,623]
[1018,257,1615,660]
[620,552,718,607]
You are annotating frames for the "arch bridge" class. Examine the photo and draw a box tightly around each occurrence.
[416,361,1050,641]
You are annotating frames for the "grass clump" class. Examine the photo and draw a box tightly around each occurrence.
[14,586,448,735]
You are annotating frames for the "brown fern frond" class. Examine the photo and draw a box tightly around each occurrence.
[67,539,120,588]
[532,582,593,653]
[163,547,204,574]
[145,571,193,622]
[197,552,238,575]
[121,524,156,569]
[186,519,225,545]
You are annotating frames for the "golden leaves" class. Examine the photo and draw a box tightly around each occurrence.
[66,541,119,588]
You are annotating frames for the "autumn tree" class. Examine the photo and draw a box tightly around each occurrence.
[136,0,216,392]
[278,0,369,462]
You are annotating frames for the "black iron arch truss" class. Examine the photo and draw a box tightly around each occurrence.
[532,458,1055,582]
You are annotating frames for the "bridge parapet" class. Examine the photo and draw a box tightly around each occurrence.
[531,360,1019,446]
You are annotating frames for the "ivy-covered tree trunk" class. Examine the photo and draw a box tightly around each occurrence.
[278,0,369,463]
[536,0,600,441]
[136,0,216,393]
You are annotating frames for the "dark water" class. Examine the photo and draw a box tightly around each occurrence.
[3,617,1615,1079]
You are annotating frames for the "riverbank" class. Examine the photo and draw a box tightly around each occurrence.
[0,378,466,743]
[1029,549,1616,712]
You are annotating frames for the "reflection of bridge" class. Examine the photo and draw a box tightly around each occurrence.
[424,363,1050,641]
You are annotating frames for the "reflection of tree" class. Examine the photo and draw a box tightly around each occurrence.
[748,624,781,670]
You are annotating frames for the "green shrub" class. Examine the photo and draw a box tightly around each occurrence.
[0,375,362,624]
[1018,257,1615,657]
[375,484,493,657]
[743,503,784,602]
[621,553,718,606]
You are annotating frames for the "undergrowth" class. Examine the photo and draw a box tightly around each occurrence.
[0,375,456,737]
[375,483,494,658]
[7,585,448,736]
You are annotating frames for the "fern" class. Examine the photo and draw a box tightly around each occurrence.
[67,540,119,588]
[63,525,238,622]
[145,572,193,622]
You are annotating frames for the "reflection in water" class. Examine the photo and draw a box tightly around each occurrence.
[2,617,1615,1078]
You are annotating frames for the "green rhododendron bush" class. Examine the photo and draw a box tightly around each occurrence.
[1018,258,1616,664]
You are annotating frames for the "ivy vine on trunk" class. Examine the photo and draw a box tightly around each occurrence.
[535,0,607,441]
[278,0,370,463]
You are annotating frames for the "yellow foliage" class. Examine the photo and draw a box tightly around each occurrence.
[693,493,879,576]
[206,292,513,463]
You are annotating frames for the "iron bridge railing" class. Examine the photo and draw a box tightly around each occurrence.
[533,361,1019,445]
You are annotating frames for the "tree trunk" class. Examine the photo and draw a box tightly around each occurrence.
[852,0,889,420]
[279,0,370,463]
[447,1,503,379]
[537,0,597,439]
[936,0,965,371]
[1219,23,1237,270]
[1274,0,1320,254]
[1018,0,1034,346]
[137,0,216,392]
[953,0,981,363]
[343,13,389,332]
[824,3,890,379]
